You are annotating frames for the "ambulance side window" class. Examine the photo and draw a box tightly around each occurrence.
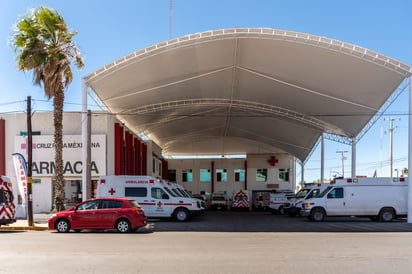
[151,188,169,199]
[125,187,147,197]
[327,188,344,199]
[164,187,177,197]
[310,189,320,199]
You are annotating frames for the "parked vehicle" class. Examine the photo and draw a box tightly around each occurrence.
[252,191,270,211]
[211,193,227,210]
[300,177,408,222]
[48,198,147,233]
[268,190,295,214]
[96,176,203,221]
[231,190,249,211]
[0,176,16,227]
[284,183,329,216]
[170,182,206,212]
[192,194,208,209]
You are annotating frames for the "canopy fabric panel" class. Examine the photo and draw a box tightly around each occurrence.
[84,28,411,161]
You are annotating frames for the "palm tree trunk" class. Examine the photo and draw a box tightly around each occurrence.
[53,89,65,212]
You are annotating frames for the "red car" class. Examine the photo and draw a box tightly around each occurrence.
[48,198,147,233]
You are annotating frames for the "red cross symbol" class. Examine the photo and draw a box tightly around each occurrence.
[268,156,278,166]
[108,188,116,195]
[157,201,163,207]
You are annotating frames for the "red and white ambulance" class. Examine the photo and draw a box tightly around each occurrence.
[0,176,16,227]
[96,176,203,221]
[231,190,250,211]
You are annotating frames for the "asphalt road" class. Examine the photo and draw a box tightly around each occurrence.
[2,230,412,274]
[2,211,412,273]
[150,210,412,232]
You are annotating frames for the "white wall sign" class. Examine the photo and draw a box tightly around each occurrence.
[14,135,106,177]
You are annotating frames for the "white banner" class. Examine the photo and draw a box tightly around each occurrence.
[12,153,28,205]
[14,135,106,177]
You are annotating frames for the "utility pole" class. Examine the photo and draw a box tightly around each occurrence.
[26,96,33,226]
[384,118,400,177]
[336,150,348,177]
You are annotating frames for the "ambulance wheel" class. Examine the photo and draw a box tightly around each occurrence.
[56,219,70,233]
[116,219,131,233]
[174,208,189,222]
[379,208,395,222]
[310,208,325,222]
[278,206,285,215]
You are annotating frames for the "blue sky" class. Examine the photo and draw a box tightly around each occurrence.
[1,0,411,182]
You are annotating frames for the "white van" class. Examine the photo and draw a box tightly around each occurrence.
[96,176,204,221]
[300,177,408,222]
[284,183,329,216]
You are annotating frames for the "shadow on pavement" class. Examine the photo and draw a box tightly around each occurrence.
[148,211,412,233]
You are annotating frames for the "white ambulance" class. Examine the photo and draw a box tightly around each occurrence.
[283,183,329,216]
[96,176,203,222]
[268,190,295,214]
[161,180,206,211]
[300,177,408,222]
[0,176,16,227]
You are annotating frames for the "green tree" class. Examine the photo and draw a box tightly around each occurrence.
[12,6,84,211]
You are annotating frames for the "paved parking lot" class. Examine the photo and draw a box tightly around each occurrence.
[149,210,412,232]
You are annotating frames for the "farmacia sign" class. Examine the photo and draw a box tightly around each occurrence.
[14,135,106,176]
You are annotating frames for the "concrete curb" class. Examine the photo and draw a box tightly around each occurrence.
[0,226,49,231]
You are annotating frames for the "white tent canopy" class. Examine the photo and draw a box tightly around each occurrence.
[84,28,411,162]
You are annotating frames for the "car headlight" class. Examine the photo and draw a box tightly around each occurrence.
[303,203,314,209]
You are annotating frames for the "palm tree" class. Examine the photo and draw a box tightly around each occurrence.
[12,6,84,211]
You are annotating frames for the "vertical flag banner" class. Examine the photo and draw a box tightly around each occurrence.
[12,153,28,205]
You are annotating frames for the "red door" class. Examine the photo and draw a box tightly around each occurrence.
[71,200,102,229]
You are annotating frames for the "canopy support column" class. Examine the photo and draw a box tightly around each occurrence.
[301,161,304,185]
[351,138,356,178]
[320,134,324,183]
[408,76,412,223]
[81,80,90,201]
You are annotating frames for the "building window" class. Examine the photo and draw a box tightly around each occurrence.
[200,169,211,182]
[235,169,245,182]
[168,170,176,182]
[216,169,227,182]
[256,169,267,182]
[182,169,193,182]
[279,169,289,181]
